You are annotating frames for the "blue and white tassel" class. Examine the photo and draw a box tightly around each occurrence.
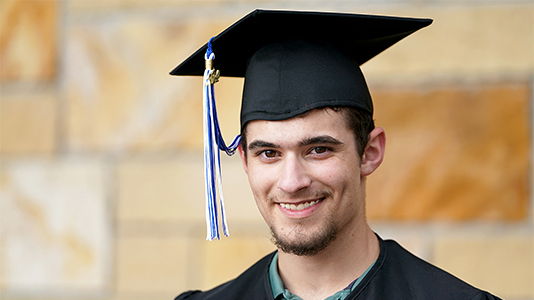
[203,37,241,240]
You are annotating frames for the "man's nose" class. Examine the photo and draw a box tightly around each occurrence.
[276,155,311,194]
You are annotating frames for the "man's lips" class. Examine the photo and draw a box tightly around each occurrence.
[278,198,324,211]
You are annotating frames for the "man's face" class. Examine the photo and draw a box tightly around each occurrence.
[239,108,367,256]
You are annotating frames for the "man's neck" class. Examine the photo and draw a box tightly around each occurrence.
[276,225,379,300]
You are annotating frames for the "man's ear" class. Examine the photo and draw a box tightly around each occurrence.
[360,127,386,177]
[238,144,248,173]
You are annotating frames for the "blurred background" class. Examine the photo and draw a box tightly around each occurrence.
[0,0,532,299]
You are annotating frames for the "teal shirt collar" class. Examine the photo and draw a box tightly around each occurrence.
[269,252,376,300]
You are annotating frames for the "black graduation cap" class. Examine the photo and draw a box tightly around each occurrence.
[170,9,432,240]
[171,9,432,129]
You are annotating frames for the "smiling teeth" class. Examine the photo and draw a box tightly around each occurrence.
[280,200,320,211]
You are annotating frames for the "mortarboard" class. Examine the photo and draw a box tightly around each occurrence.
[170,9,432,240]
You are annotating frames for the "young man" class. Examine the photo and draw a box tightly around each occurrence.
[171,9,501,300]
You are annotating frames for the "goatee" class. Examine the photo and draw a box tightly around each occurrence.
[270,216,338,256]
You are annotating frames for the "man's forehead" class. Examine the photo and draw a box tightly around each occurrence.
[246,107,343,126]
[244,108,350,142]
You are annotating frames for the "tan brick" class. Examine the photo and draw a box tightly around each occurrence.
[0,0,58,81]
[66,0,226,12]
[0,94,56,155]
[367,83,530,221]
[116,236,189,294]
[64,13,243,152]
[117,156,205,223]
[219,156,262,222]
[362,4,533,80]
[110,293,175,300]
[201,235,275,290]
[117,155,260,224]
[433,236,534,299]
[370,227,429,260]
[0,159,109,292]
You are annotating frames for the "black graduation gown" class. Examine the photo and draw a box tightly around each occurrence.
[175,237,501,300]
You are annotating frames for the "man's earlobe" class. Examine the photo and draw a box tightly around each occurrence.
[360,127,386,176]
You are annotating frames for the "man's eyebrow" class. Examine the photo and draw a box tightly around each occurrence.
[299,135,343,147]
[247,136,342,151]
[248,140,280,151]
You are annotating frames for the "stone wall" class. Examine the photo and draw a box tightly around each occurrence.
[0,1,532,300]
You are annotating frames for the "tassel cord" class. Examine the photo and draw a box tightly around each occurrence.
[202,47,241,240]
[203,68,219,240]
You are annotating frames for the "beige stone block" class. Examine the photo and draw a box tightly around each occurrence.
[219,156,262,222]
[362,4,534,81]
[117,156,205,223]
[0,159,110,292]
[110,294,175,300]
[66,0,226,12]
[64,11,243,152]
[117,155,260,224]
[116,236,189,295]
[367,83,530,221]
[0,0,57,81]
[201,235,275,290]
[433,236,534,299]
[0,94,56,155]
[370,227,429,260]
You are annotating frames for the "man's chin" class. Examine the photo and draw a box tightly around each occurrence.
[270,225,338,256]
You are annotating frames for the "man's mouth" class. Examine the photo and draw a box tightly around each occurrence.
[279,199,323,211]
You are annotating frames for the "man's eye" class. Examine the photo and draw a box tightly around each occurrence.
[261,150,277,158]
[311,147,328,154]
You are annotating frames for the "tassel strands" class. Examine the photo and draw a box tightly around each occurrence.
[203,37,241,240]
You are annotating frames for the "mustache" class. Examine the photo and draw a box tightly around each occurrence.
[267,189,333,203]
